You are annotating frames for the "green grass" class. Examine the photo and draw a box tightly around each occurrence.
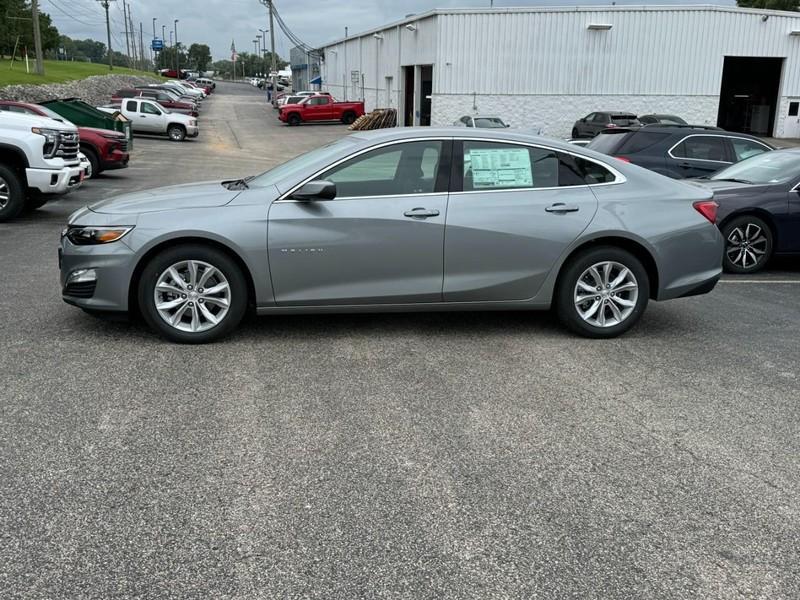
[0,59,157,87]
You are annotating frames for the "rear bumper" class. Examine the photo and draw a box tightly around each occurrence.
[26,165,83,195]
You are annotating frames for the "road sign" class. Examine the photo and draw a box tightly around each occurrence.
[151,38,164,51]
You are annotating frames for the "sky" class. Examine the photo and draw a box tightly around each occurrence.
[52,0,736,61]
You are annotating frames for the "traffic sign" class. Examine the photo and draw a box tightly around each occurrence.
[151,38,164,51]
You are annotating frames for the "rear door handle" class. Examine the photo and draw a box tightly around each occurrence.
[545,203,579,213]
[404,208,440,218]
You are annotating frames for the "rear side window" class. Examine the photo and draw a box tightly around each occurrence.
[672,136,729,162]
[125,100,137,112]
[587,132,631,155]
[575,158,616,184]
[732,138,770,161]
[461,141,589,191]
[618,131,671,154]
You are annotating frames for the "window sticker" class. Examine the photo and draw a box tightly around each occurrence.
[466,148,533,188]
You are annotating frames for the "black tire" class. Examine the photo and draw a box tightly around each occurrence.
[81,145,100,177]
[571,127,580,139]
[342,111,356,125]
[555,246,650,339]
[721,215,773,274]
[0,165,26,222]
[167,124,186,142]
[287,113,301,126]
[138,244,248,344]
[24,190,49,212]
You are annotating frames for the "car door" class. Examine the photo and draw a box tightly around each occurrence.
[577,113,595,137]
[138,101,165,132]
[125,100,148,132]
[303,97,332,121]
[268,139,452,305]
[443,139,600,301]
[668,135,732,178]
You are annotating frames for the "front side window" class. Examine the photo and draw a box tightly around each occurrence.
[461,141,593,191]
[322,141,445,197]
[307,97,328,106]
[141,102,162,115]
[673,136,729,162]
[732,138,770,162]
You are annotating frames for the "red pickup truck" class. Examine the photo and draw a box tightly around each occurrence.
[279,95,365,126]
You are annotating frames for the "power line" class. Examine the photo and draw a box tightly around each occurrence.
[43,0,104,26]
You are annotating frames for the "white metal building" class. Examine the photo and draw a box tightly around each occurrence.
[317,5,800,138]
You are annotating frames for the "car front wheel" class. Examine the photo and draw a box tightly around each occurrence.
[167,125,186,141]
[556,247,650,338]
[722,215,772,274]
[138,245,248,343]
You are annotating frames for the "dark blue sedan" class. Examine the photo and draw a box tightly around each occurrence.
[692,149,800,273]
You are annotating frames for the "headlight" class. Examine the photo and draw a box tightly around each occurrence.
[190,120,197,126]
[65,226,134,245]
[31,127,60,158]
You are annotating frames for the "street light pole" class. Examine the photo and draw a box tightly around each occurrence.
[258,28,268,79]
[174,19,179,76]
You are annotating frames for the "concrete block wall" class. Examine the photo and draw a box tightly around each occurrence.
[431,94,722,138]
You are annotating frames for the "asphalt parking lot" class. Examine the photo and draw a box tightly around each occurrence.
[1,83,799,599]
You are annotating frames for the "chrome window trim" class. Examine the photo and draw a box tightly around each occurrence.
[667,134,770,165]
[277,135,626,202]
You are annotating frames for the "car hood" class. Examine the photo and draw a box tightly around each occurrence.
[80,126,126,138]
[89,181,241,214]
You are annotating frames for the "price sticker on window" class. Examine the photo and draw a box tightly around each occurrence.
[467,148,533,188]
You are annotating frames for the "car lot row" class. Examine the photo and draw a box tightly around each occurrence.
[0,76,216,222]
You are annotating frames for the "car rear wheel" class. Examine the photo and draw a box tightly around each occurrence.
[138,245,247,343]
[342,112,356,125]
[722,215,772,274]
[0,165,25,222]
[556,246,650,338]
[167,124,186,141]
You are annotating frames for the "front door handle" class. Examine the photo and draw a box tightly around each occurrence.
[545,203,579,213]
[404,207,440,218]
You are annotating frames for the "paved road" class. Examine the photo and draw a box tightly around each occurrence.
[1,83,799,599]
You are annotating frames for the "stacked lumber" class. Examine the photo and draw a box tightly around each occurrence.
[349,108,397,130]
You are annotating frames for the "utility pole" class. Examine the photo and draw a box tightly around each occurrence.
[128,7,137,69]
[122,0,131,64]
[152,18,157,66]
[139,22,145,69]
[30,0,44,75]
[268,1,277,99]
[98,0,114,70]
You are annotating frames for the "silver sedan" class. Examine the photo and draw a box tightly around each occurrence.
[60,128,723,343]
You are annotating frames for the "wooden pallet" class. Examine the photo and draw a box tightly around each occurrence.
[349,108,398,130]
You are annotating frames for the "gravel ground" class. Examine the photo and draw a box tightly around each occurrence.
[0,83,798,600]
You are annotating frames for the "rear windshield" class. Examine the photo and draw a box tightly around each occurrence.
[611,115,639,125]
[587,132,632,155]
[618,131,672,154]
[474,117,507,128]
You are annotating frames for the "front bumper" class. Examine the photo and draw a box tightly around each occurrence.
[26,164,84,195]
[101,149,130,171]
[186,126,199,138]
[59,236,136,312]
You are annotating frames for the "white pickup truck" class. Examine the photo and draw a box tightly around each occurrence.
[0,110,84,221]
[99,98,198,142]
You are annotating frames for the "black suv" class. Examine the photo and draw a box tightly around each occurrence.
[586,125,775,179]
[572,112,640,138]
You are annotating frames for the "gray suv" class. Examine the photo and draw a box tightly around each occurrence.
[572,112,640,139]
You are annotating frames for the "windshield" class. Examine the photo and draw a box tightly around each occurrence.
[711,151,800,185]
[249,137,358,189]
[474,117,506,128]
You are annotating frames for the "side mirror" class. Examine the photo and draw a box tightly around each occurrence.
[291,180,337,201]
[505,123,510,128]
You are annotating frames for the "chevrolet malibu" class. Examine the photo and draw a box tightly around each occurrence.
[59,129,724,343]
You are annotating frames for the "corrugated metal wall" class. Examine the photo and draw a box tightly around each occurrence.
[436,7,800,96]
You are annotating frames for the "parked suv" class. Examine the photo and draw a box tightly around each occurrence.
[572,112,640,138]
[0,110,83,220]
[0,101,129,177]
[587,125,775,179]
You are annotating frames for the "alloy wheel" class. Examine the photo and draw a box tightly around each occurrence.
[726,223,767,270]
[573,261,639,328]
[0,177,9,210]
[154,260,231,333]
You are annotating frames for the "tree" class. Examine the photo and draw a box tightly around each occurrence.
[736,0,799,10]
[187,43,211,72]
[156,43,187,71]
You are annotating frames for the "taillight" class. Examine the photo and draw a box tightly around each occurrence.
[614,156,631,163]
[693,200,719,224]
